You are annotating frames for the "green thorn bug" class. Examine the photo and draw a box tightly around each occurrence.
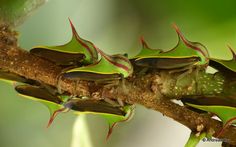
[133,24,209,70]
[15,84,129,129]
[63,48,133,82]
[30,19,98,66]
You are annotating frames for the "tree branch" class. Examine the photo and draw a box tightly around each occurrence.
[1,23,236,145]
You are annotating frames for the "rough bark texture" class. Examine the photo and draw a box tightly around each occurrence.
[1,23,236,145]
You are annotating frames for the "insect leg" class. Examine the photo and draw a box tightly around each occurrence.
[104,98,121,107]
[56,73,63,94]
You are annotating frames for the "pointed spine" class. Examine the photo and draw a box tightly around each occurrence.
[227,45,236,60]
[140,36,150,49]
[47,108,68,128]
[68,18,98,63]
[172,24,208,58]
[97,48,132,74]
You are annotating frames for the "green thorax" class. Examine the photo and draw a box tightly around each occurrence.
[133,25,209,68]
[131,37,162,59]
[31,19,98,64]
[210,46,236,72]
[64,49,133,80]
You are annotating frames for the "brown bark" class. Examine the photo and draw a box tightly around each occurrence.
[1,23,236,145]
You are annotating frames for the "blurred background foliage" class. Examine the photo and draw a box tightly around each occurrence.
[1,0,236,147]
[0,0,46,25]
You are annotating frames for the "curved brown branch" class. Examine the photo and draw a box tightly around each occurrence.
[0,24,236,145]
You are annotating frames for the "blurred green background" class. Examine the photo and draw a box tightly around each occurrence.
[1,0,236,147]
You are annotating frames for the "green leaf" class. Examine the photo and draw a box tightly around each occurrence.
[186,103,236,125]
[185,132,206,147]
[30,19,98,65]
[133,25,209,69]
[0,0,47,26]
[63,49,133,81]
[210,46,236,72]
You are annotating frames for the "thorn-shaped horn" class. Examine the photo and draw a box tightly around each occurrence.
[106,123,117,141]
[227,45,236,59]
[140,36,150,49]
[172,23,208,58]
[47,108,68,128]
